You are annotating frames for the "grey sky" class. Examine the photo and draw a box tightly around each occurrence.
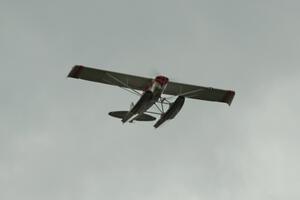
[1,0,300,199]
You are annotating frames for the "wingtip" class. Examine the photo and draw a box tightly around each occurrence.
[67,65,84,78]
[223,90,235,106]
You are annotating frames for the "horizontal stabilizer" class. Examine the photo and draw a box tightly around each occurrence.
[108,111,156,121]
[108,111,128,119]
[134,113,156,121]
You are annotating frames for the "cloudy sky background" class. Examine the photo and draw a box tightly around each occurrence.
[1,0,300,199]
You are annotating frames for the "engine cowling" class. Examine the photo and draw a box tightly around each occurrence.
[154,96,185,128]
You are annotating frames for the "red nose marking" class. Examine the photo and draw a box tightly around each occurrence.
[155,76,169,86]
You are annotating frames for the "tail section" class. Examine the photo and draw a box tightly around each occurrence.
[108,111,156,122]
[108,111,128,119]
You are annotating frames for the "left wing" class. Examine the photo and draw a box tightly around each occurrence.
[68,65,152,91]
[164,81,235,105]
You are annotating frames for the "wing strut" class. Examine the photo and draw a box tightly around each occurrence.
[164,88,205,100]
[105,72,142,96]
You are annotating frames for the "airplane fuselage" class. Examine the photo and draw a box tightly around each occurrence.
[121,76,169,123]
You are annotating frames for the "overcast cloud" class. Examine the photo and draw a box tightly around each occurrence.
[1,0,300,200]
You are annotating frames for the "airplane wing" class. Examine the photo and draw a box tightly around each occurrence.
[68,65,152,91]
[164,81,235,105]
[68,65,235,105]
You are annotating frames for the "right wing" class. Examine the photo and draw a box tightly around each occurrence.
[68,65,152,91]
[164,81,235,105]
